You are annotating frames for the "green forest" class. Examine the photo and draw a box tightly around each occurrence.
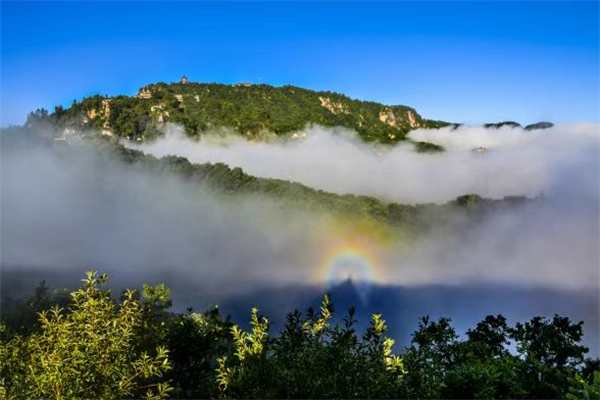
[97,137,527,234]
[1,271,598,399]
[20,80,553,154]
[23,80,451,145]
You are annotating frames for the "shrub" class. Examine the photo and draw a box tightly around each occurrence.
[216,296,406,399]
[0,271,172,399]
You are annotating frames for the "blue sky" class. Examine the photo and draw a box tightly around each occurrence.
[1,1,598,126]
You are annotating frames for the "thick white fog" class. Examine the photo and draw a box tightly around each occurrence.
[1,123,598,351]
[130,123,600,204]
[123,123,600,291]
[0,143,327,297]
[3,123,598,292]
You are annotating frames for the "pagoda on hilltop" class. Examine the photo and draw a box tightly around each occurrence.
[180,75,189,84]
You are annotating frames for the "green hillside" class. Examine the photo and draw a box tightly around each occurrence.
[34,79,451,144]
[84,137,529,238]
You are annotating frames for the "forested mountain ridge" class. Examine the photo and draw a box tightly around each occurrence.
[28,79,453,144]
[0,126,533,238]
[65,137,533,237]
[24,79,553,149]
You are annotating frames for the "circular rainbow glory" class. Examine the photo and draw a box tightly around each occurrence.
[316,242,382,286]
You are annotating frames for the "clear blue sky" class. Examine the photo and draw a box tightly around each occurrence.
[1,1,598,126]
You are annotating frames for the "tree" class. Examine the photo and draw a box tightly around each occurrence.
[510,315,588,370]
[0,271,172,399]
[1,281,70,336]
[411,316,459,366]
[1,271,595,399]
[165,307,233,398]
[568,371,600,400]
[509,315,589,398]
[216,296,406,399]
[466,314,510,359]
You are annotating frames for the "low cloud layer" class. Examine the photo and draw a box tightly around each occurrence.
[130,123,600,204]
[2,123,598,351]
[125,123,600,290]
[1,142,327,299]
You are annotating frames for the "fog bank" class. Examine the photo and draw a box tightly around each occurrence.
[130,123,600,204]
[1,124,598,351]
[0,141,329,297]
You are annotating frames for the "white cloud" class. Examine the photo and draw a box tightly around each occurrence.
[130,123,599,204]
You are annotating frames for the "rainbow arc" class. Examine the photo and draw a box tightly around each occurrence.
[316,241,383,287]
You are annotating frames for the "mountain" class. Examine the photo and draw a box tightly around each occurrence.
[524,121,554,130]
[23,79,554,149]
[483,121,555,130]
[483,121,522,129]
[101,140,534,234]
[29,79,452,145]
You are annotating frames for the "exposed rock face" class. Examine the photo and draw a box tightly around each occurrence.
[101,100,113,136]
[406,110,419,128]
[82,108,98,124]
[137,87,153,99]
[151,104,170,126]
[175,94,184,103]
[291,131,308,140]
[379,108,397,127]
[319,97,350,115]
[380,108,420,129]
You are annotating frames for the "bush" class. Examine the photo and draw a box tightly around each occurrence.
[216,297,406,399]
[414,141,445,153]
[0,272,172,399]
[1,272,598,399]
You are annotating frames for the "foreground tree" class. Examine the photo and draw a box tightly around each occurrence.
[0,271,172,399]
[216,297,406,399]
[1,271,597,399]
[509,315,589,398]
[164,307,233,398]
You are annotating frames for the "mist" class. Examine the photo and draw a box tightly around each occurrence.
[124,123,599,290]
[0,140,329,299]
[130,123,600,204]
[1,123,599,352]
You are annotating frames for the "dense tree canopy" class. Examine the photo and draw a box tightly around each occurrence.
[37,82,454,145]
[1,272,598,399]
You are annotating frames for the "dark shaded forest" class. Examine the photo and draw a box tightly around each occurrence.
[1,271,598,399]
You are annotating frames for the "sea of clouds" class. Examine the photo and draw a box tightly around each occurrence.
[123,123,599,290]
[2,122,598,351]
[130,123,599,204]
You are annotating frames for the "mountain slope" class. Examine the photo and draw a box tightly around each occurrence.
[38,80,451,144]
[88,138,531,237]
